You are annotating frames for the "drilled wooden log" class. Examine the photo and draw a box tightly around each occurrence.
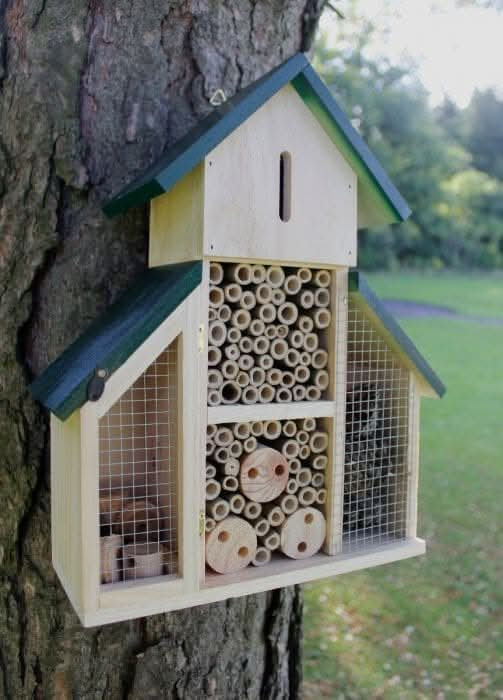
[280,507,326,559]
[100,535,122,584]
[205,516,257,574]
[240,446,289,502]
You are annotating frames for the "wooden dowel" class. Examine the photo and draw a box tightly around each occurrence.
[314,287,330,308]
[243,501,262,520]
[227,326,241,344]
[279,494,299,515]
[233,422,251,440]
[228,493,246,514]
[255,283,272,304]
[240,446,288,502]
[243,436,257,453]
[238,354,254,371]
[314,369,329,391]
[249,367,266,387]
[312,454,328,471]
[277,302,298,326]
[280,507,326,559]
[258,383,275,403]
[251,547,271,566]
[207,389,222,407]
[209,261,224,285]
[266,266,285,288]
[276,387,292,403]
[208,321,226,347]
[270,338,288,361]
[298,486,317,506]
[288,329,304,349]
[253,336,270,355]
[258,354,273,370]
[222,475,239,492]
[215,426,233,447]
[309,431,328,454]
[207,498,231,521]
[242,386,259,405]
[313,270,331,288]
[271,288,286,306]
[251,264,266,284]
[249,318,265,337]
[312,472,325,488]
[218,304,232,323]
[263,419,282,440]
[209,285,225,309]
[206,464,217,479]
[313,308,331,329]
[297,468,312,487]
[306,386,321,401]
[297,268,312,284]
[266,368,282,386]
[206,479,222,501]
[205,517,216,533]
[263,530,281,551]
[254,518,270,537]
[208,369,223,389]
[221,381,242,405]
[205,516,257,574]
[221,359,239,380]
[298,315,314,333]
[316,489,327,505]
[231,308,251,330]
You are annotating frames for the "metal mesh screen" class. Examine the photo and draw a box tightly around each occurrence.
[98,341,179,585]
[343,301,410,551]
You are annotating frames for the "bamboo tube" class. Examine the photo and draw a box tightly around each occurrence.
[298,290,314,310]
[302,417,316,432]
[263,419,282,440]
[312,455,328,471]
[227,327,241,344]
[249,367,266,387]
[208,308,217,322]
[264,506,285,528]
[221,458,240,476]
[238,335,253,354]
[100,535,122,583]
[258,354,273,371]
[279,494,299,515]
[207,423,217,439]
[256,283,272,304]
[313,270,331,288]
[276,324,288,339]
[297,267,312,284]
[312,472,325,488]
[224,343,240,361]
[218,304,232,323]
[228,493,246,514]
[206,464,217,479]
[283,274,301,296]
[205,517,216,533]
[258,303,276,324]
[209,261,224,285]
[208,369,224,389]
[229,439,243,458]
[252,265,267,284]
[240,446,288,502]
[266,266,285,288]
[238,354,254,371]
[314,369,329,391]
[206,479,221,501]
[306,386,322,401]
[298,486,317,506]
[209,285,225,308]
[297,468,312,487]
[209,321,226,347]
[281,371,295,389]
[221,381,242,404]
[239,290,257,310]
[253,337,270,355]
[266,368,282,386]
[258,383,275,403]
[303,333,319,352]
[297,430,309,445]
[313,308,331,329]
[299,444,310,460]
[215,426,233,447]
[285,348,300,368]
[278,438,299,459]
[251,547,271,567]
[263,530,281,551]
[277,302,298,326]
[254,518,270,537]
[221,360,239,380]
[222,475,239,492]
[249,318,265,337]
[242,386,259,404]
[298,315,314,333]
[250,421,264,437]
[243,436,257,453]
[205,516,257,574]
[288,329,304,349]
[314,287,330,308]
[207,389,222,407]
[243,501,262,520]
[280,507,326,559]
[294,365,310,384]
[227,263,253,285]
[288,457,301,474]
[276,387,292,403]
[299,351,311,366]
[270,338,288,361]
[234,422,251,440]
[310,431,329,454]
[286,478,299,495]
[265,325,277,340]
[271,288,286,306]
[207,498,231,521]
[231,309,251,330]
[316,489,327,505]
[224,283,242,304]
[214,447,230,464]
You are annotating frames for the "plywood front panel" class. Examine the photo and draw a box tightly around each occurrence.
[203,85,357,267]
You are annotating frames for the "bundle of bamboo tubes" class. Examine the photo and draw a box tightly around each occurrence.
[205,418,329,574]
[207,262,331,406]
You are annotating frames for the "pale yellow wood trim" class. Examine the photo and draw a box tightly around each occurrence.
[406,376,421,537]
[80,403,100,617]
[208,400,336,426]
[197,263,210,583]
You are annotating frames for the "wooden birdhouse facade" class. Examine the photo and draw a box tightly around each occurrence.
[31,54,444,626]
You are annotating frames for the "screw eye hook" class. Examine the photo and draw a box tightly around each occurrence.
[209,88,227,107]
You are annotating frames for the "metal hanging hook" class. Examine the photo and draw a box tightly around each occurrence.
[209,88,227,106]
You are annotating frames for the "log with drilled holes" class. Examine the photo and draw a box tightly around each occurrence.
[205,516,257,574]
[239,446,289,502]
[280,507,326,559]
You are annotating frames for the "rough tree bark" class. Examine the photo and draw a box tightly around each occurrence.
[0,1,324,697]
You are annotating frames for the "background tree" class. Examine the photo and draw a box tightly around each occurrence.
[0,2,325,697]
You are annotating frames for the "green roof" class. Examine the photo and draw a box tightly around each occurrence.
[103,53,411,227]
[30,262,202,420]
[349,270,445,398]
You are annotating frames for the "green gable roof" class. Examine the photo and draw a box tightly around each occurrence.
[349,270,445,398]
[103,53,411,227]
[31,262,202,421]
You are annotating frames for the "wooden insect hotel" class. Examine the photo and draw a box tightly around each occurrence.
[31,53,445,626]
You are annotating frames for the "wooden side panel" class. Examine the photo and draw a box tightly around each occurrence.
[203,85,357,267]
[149,165,204,267]
[51,412,84,616]
[406,375,421,537]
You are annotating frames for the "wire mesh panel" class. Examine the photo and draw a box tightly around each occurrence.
[343,302,410,552]
[98,340,179,585]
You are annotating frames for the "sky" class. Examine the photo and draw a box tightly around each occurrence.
[319,0,503,107]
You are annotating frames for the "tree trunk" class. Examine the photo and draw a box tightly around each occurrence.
[0,1,323,697]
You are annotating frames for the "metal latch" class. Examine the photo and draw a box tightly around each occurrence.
[199,511,205,536]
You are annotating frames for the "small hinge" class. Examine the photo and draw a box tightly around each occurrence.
[199,511,205,536]
[198,323,205,353]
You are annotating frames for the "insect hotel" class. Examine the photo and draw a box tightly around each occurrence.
[31,53,444,626]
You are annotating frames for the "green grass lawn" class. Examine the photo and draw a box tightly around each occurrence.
[303,273,503,699]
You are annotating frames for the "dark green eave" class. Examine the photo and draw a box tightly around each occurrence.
[349,270,446,398]
[30,261,202,421]
[103,53,410,227]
